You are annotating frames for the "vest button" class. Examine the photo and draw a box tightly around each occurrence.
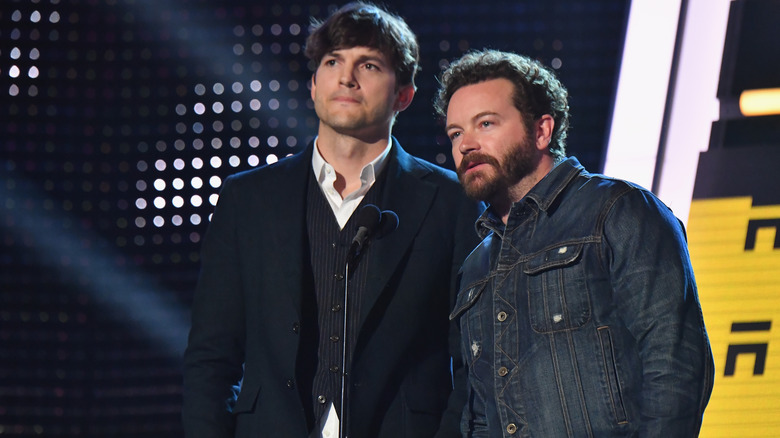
[286,379,295,389]
[317,395,327,404]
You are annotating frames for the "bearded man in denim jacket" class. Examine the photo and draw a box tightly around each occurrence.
[434,49,714,437]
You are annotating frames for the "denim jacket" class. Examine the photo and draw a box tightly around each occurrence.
[450,157,714,437]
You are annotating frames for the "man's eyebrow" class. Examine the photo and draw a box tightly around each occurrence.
[325,49,388,66]
[323,51,342,59]
[445,111,500,132]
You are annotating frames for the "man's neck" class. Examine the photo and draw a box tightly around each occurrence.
[316,125,390,197]
[495,155,556,224]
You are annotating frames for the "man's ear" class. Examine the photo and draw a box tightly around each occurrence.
[310,74,317,100]
[535,114,555,151]
[393,84,416,112]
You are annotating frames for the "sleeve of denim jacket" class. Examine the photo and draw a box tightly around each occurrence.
[461,377,490,437]
[602,187,713,436]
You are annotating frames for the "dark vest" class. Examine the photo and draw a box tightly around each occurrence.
[300,167,386,433]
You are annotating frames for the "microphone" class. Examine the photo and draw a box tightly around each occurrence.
[377,209,399,239]
[349,204,382,260]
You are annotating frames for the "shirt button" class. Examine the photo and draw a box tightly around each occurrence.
[331,304,341,312]
[497,311,508,322]
[334,273,344,281]
[330,365,339,373]
[506,423,517,434]
[498,366,509,377]
[318,395,327,404]
[330,335,340,343]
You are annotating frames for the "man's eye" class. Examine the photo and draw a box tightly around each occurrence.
[364,63,378,70]
[480,121,492,127]
[324,59,336,66]
[448,132,461,141]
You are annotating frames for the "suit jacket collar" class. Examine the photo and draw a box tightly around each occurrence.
[260,147,312,318]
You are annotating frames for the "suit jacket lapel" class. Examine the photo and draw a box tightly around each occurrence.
[263,146,312,316]
[358,139,436,329]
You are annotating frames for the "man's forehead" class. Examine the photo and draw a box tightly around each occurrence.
[329,45,388,59]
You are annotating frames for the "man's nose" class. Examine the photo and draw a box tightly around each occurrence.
[339,66,357,87]
[458,131,479,154]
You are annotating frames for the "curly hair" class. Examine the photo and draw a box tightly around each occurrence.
[304,2,419,89]
[434,49,569,161]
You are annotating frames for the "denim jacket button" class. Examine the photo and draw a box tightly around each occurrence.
[498,366,508,376]
[497,311,508,322]
[506,423,517,434]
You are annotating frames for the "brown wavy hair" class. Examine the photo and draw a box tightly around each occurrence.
[304,2,420,89]
[434,49,570,161]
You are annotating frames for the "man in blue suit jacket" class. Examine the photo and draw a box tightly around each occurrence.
[182,3,484,437]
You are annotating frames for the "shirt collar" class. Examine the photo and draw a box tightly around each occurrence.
[311,137,393,186]
[522,156,583,212]
[474,156,584,239]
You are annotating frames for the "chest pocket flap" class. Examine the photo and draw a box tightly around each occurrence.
[450,278,489,320]
[523,242,583,274]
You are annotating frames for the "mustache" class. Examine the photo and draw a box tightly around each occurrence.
[457,152,500,176]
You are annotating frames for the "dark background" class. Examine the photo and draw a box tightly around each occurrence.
[0,0,628,436]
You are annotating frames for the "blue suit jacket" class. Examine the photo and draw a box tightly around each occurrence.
[182,139,484,438]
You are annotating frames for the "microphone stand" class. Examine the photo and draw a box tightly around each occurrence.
[336,205,396,438]
[339,254,353,438]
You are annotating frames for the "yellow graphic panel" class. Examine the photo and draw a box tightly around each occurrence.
[688,197,780,437]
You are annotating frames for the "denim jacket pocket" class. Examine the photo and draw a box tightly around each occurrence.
[523,243,591,333]
[597,327,629,424]
[451,278,490,367]
[450,278,489,321]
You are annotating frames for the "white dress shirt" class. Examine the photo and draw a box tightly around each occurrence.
[311,137,392,229]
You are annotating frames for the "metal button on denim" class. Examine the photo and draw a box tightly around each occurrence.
[498,366,508,376]
[506,423,517,434]
[497,311,508,322]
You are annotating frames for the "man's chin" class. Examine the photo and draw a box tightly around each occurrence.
[461,179,496,203]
